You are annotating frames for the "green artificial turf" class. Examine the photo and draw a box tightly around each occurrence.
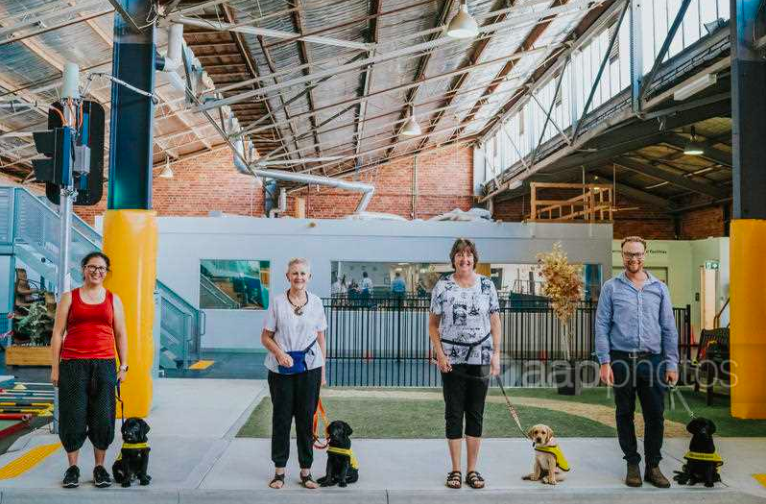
[238,394,615,438]
[238,386,766,438]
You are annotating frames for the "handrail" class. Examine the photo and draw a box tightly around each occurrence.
[713,297,730,329]
[200,275,240,309]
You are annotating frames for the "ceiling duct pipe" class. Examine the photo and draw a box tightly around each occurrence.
[156,23,184,72]
[232,138,374,214]
[189,56,374,214]
[269,188,288,218]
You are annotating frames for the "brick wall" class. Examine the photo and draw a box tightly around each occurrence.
[679,205,726,239]
[291,146,475,219]
[73,150,262,224]
[4,146,475,224]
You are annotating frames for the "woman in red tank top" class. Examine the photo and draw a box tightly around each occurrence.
[50,252,129,489]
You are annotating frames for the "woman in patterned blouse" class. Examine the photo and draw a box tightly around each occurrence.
[429,238,501,490]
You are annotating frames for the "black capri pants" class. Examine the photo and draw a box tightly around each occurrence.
[268,367,322,469]
[58,359,117,453]
[441,364,490,439]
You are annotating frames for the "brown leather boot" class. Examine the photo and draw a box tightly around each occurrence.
[625,463,642,487]
[645,465,671,488]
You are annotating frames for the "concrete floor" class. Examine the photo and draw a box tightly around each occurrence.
[0,378,764,504]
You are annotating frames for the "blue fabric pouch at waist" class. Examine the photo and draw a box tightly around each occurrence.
[278,339,317,375]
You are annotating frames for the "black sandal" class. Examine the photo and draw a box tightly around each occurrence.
[466,471,485,489]
[300,472,319,489]
[269,473,285,489]
[446,470,462,489]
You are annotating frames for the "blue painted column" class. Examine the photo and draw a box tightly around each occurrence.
[107,0,156,209]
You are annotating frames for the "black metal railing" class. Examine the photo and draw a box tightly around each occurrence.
[323,296,693,387]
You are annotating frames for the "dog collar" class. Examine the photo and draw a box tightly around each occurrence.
[122,442,150,450]
[327,446,359,470]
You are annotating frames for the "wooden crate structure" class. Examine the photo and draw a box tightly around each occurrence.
[530,182,614,222]
[5,346,52,367]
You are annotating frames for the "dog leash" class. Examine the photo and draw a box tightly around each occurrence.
[495,376,530,439]
[116,381,125,427]
[668,385,695,418]
[312,398,330,450]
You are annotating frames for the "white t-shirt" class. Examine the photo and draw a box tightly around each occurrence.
[361,277,373,291]
[430,274,499,365]
[263,292,328,373]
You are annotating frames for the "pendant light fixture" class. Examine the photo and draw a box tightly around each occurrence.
[159,155,174,179]
[683,126,705,156]
[402,106,422,136]
[447,1,479,39]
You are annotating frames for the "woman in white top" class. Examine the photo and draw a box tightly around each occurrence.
[261,258,327,490]
[429,238,501,490]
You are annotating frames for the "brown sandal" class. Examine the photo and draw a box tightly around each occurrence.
[446,470,462,489]
[269,473,285,489]
[300,472,319,489]
[466,471,485,489]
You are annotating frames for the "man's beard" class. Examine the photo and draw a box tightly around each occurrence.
[626,262,641,273]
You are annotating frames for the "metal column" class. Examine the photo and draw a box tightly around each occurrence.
[103,0,159,418]
[629,0,644,114]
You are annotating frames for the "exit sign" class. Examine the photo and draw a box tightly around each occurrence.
[705,261,719,270]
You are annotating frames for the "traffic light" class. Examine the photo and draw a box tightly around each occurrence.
[32,127,74,186]
[42,101,105,206]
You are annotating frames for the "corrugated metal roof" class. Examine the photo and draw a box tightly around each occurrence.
[1,0,605,181]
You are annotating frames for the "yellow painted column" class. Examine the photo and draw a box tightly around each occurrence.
[475,263,492,277]
[102,210,157,418]
[730,220,766,419]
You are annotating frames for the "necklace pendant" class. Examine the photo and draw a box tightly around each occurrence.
[294,306,304,316]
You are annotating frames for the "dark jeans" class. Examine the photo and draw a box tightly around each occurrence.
[268,367,321,469]
[441,364,490,439]
[610,352,667,466]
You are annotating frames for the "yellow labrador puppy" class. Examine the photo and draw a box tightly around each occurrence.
[522,424,569,485]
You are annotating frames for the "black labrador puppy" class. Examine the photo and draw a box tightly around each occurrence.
[673,417,722,487]
[112,417,152,487]
[318,420,359,487]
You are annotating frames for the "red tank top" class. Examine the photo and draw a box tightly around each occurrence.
[61,288,116,360]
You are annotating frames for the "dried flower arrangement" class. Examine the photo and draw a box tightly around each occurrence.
[537,242,584,361]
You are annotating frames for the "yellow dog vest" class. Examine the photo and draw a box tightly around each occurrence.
[534,444,570,471]
[116,442,150,462]
[684,451,723,467]
[327,446,359,470]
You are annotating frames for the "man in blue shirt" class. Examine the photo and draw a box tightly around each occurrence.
[391,272,407,297]
[595,236,679,489]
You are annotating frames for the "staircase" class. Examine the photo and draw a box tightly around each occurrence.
[0,186,203,370]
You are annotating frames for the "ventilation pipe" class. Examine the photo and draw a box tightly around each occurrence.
[269,188,288,218]
[232,139,374,214]
[156,23,184,71]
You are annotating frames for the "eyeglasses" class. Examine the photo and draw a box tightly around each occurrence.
[84,265,108,274]
[622,252,645,260]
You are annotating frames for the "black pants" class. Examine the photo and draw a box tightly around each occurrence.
[268,367,321,469]
[611,352,667,466]
[441,364,490,439]
[58,359,117,453]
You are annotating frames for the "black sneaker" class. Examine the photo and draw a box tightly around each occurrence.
[63,465,80,488]
[93,465,112,488]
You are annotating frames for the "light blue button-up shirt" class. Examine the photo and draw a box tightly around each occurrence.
[595,271,679,371]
